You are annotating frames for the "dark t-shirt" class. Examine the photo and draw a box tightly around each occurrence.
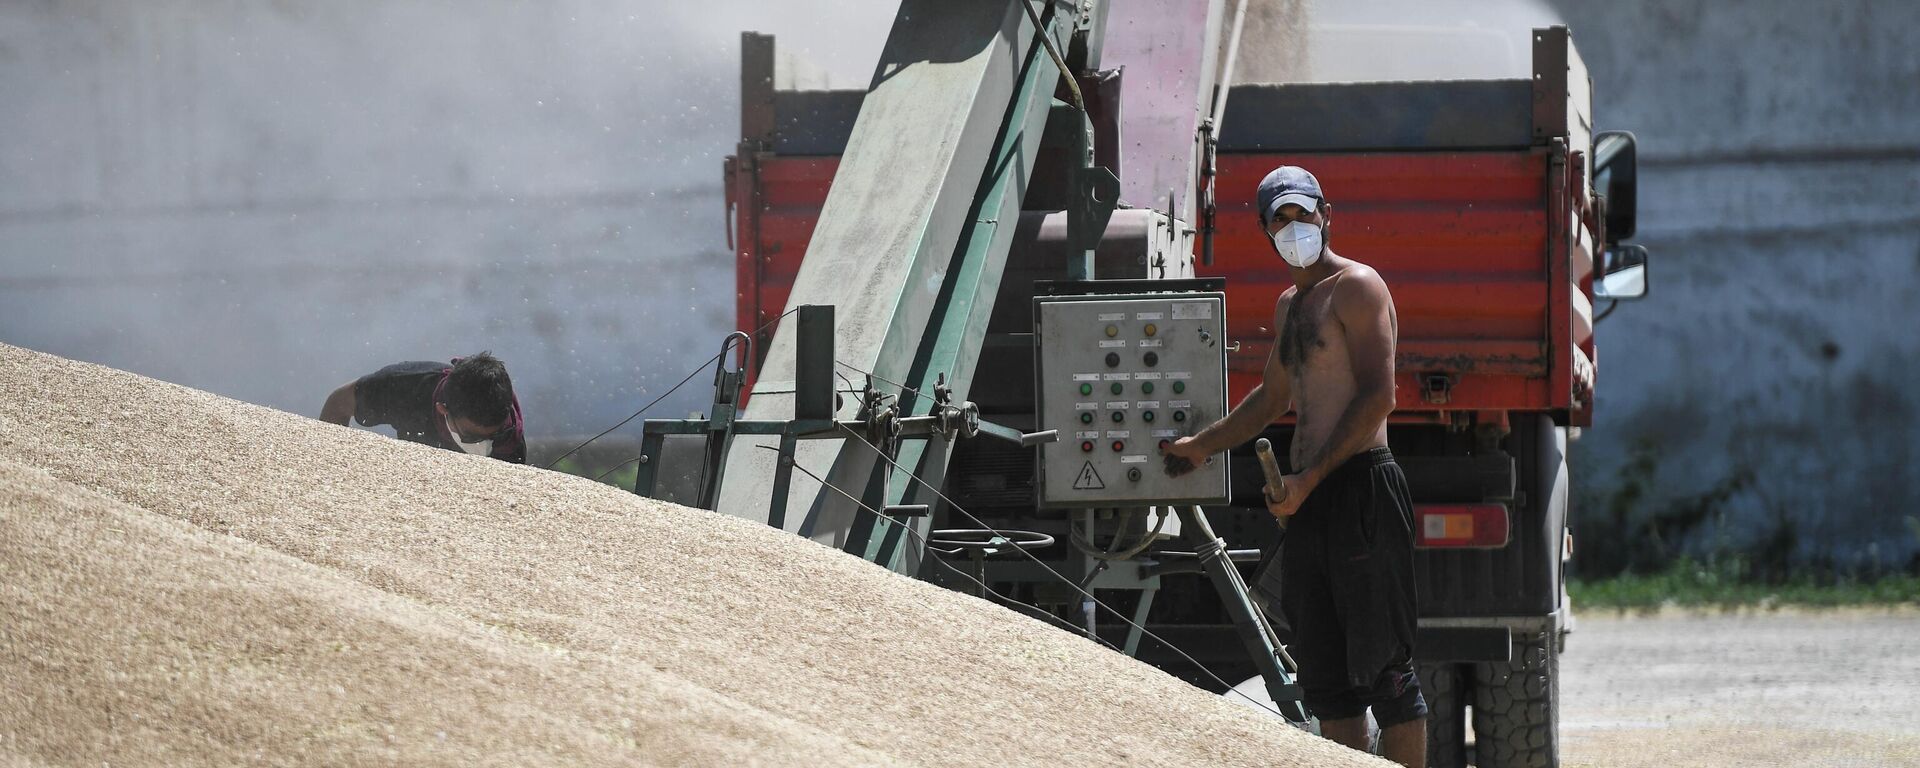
[353,360,526,463]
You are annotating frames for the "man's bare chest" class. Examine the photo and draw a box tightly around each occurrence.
[1278,287,1342,371]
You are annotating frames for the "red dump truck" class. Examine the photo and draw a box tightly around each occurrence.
[725,25,1645,768]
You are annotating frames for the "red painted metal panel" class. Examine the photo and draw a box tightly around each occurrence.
[736,150,1591,420]
[1210,152,1562,413]
[735,156,838,397]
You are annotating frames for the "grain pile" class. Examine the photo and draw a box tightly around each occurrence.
[0,343,1384,767]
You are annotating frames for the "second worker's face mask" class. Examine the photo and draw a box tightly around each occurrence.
[1271,219,1324,268]
[445,416,494,456]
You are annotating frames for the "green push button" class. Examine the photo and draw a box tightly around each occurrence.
[1141,381,1155,394]
[1172,380,1186,394]
[1079,382,1093,396]
[1080,412,1094,424]
[1143,410,1156,423]
[1110,381,1124,395]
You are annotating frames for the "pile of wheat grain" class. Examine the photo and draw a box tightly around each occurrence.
[0,343,1381,767]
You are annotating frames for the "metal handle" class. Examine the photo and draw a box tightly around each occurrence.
[1020,429,1059,447]
[1254,438,1289,530]
[974,418,1058,448]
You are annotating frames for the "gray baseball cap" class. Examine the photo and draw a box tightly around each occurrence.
[1257,165,1325,225]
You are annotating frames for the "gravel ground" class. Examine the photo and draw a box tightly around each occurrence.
[0,343,1383,767]
[1560,608,1920,768]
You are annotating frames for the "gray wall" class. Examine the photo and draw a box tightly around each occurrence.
[1548,0,1920,568]
[0,0,891,453]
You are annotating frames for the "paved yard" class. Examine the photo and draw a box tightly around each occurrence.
[1560,607,1920,767]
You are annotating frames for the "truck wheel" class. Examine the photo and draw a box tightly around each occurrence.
[1471,631,1559,768]
[1418,662,1470,768]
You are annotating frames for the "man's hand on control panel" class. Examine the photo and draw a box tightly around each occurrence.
[1161,435,1209,477]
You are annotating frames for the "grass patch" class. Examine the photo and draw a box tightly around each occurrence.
[1571,558,1920,610]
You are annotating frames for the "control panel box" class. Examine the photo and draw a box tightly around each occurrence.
[1033,291,1230,507]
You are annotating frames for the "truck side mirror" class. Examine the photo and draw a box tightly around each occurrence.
[1594,244,1649,301]
[1593,131,1637,242]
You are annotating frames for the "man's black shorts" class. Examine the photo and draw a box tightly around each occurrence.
[1273,446,1426,725]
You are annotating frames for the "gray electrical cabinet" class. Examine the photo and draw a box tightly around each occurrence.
[1033,289,1231,507]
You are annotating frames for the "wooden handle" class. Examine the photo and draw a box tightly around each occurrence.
[1255,438,1290,528]
[1254,438,1287,500]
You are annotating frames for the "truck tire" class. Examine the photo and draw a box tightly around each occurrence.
[1418,661,1470,768]
[1471,631,1559,768]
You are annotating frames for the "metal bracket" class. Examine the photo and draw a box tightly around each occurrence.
[1068,165,1121,251]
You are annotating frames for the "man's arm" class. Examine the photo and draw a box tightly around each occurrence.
[1287,271,1397,494]
[1166,293,1295,467]
[319,381,357,425]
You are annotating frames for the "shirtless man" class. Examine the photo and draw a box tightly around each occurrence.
[1165,166,1426,765]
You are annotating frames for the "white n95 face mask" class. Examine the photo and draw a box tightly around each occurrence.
[446,417,493,456]
[1271,220,1324,268]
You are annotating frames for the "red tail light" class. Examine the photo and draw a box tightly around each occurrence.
[1414,504,1510,549]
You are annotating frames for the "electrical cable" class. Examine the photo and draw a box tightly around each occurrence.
[1019,0,1083,111]
[1594,298,1621,323]
[1070,507,1169,562]
[830,423,1295,719]
[768,447,1137,656]
[592,455,644,483]
[832,360,928,403]
[544,307,797,470]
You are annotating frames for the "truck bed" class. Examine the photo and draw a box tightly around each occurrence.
[729,78,1598,424]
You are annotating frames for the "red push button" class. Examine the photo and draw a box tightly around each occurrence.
[1111,440,1125,452]
[1080,440,1094,453]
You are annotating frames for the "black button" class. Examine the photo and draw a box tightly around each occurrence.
[1143,351,1159,367]
[1104,352,1121,368]
[1127,467,1142,482]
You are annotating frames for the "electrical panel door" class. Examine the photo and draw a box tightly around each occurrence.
[1034,292,1230,507]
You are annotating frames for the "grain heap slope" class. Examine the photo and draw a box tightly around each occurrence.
[0,343,1385,767]
[0,460,883,766]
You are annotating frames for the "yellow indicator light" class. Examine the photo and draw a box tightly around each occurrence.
[1104,324,1119,338]
[1424,515,1476,540]
[1448,516,1476,538]
[1144,323,1158,337]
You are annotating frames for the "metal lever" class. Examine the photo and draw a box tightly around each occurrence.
[1019,429,1059,447]
[973,418,1058,447]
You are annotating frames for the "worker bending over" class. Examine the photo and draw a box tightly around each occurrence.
[320,352,526,464]
[1165,166,1426,765]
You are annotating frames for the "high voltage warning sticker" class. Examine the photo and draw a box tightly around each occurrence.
[1072,461,1106,490]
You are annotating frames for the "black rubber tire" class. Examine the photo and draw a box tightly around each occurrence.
[1418,661,1470,768]
[1471,631,1560,768]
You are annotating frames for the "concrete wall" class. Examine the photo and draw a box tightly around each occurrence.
[0,0,892,453]
[1547,0,1920,568]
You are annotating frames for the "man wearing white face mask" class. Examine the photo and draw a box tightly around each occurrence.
[320,351,526,464]
[1164,166,1424,765]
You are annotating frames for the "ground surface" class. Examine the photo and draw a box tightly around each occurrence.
[1560,608,1920,767]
